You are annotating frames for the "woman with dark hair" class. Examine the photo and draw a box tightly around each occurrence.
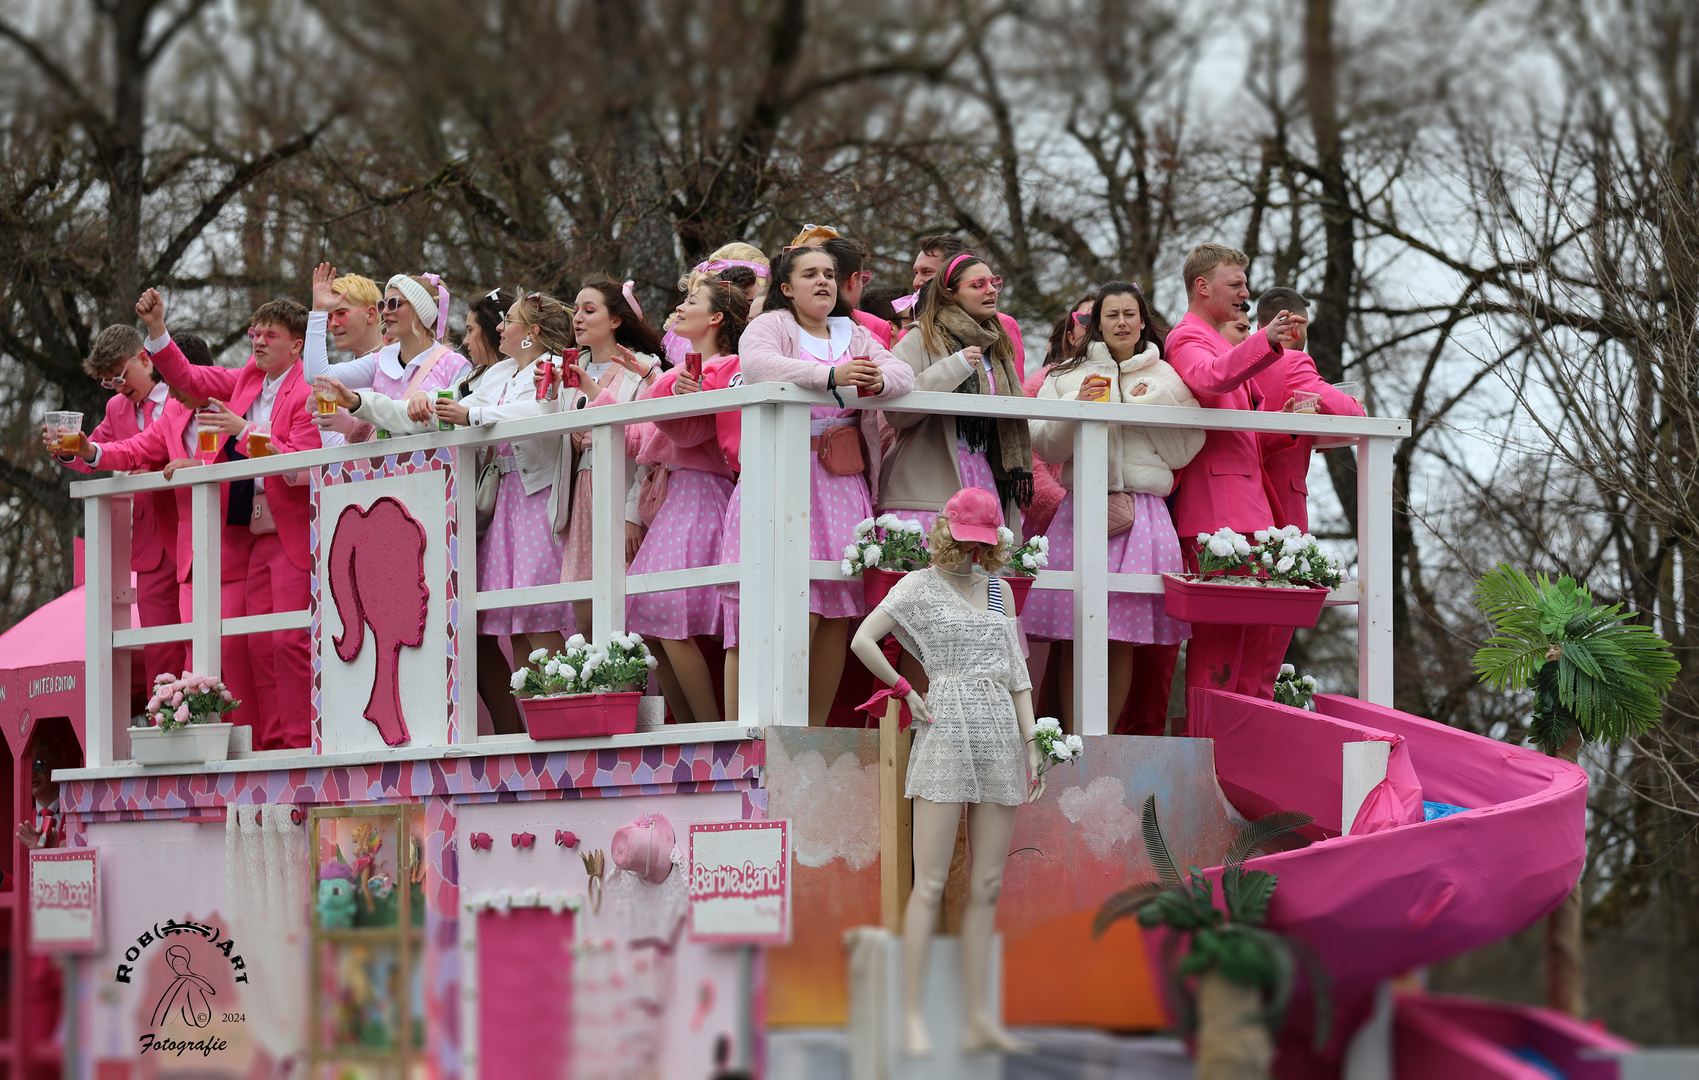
[1044,293,1099,369]
[624,276,751,724]
[557,275,667,636]
[1026,282,1204,734]
[727,246,913,723]
[879,251,1033,538]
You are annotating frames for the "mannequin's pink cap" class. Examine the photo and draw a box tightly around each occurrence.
[943,487,1001,545]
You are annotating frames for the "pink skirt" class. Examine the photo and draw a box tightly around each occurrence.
[1022,490,1190,644]
[477,461,571,636]
[559,471,596,583]
[883,445,1002,537]
[719,458,871,647]
[626,469,733,639]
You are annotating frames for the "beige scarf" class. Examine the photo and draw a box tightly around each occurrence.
[934,304,1033,507]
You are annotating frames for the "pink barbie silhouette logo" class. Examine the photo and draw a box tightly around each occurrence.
[329,497,430,746]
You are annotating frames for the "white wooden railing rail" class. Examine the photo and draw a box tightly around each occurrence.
[68,382,1408,767]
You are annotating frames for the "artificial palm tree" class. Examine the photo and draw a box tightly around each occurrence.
[1471,564,1681,1016]
[1095,797,1327,1080]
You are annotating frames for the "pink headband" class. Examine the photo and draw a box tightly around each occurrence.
[621,280,644,320]
[695,259,771,280]
[422,272,450,341]
[943,253,976,284]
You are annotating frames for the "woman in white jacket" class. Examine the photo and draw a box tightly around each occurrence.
[1026,282,1204,734]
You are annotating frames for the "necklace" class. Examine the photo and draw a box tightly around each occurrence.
[935,563,976,578]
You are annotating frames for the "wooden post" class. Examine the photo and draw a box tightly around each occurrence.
[879,698,913,932]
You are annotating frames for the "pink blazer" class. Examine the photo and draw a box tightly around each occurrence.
[86,399,206,583]
[66,392,168,573]
[150,339,322,572]
[1248,349,1365,532]
[625,366,737,479]
[1164,312,1286,538]
[738,310,915,504]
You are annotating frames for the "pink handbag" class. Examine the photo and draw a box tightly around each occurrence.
[610,812,675,885]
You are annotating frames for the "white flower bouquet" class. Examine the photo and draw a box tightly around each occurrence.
[146,672,240,731]
[842,514,931,575]
[1030,717,1084,778]
[1002,529,1050,578]
[510,633,658,699]
[1193,525,1345,590]
[1272,663,1320,709]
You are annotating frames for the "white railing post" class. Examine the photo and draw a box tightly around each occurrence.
[590,419,628,644]
[1356,437,1396,706]
[454,445,481,744]
[190,480,223,683]
[82,495,122,767]
[771,400,813,724]
[1072,420,1111,736]
[737,403,776,725]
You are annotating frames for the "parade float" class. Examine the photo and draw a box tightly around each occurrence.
[0,384,1638,1078]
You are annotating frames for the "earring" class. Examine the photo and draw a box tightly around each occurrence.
[521,336,533,349]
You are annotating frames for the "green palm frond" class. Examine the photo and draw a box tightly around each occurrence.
[1472,563,1680,749]
[1223,810,1315,869]
[1140,795,1184,886]
[1222,868,1279,927]
[1091,880,1169,939]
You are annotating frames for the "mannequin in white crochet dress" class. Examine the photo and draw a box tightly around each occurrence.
[850,487,1044,1059]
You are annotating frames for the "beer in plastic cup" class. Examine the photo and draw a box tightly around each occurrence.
[438,390,454,431]
[247,431,273,458]
[1293,391,1321,414]
[316,386,338,415]
[198,429,217,453]
[45,411,83,454]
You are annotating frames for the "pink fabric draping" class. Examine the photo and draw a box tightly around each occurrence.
[1396,994,1633,1080]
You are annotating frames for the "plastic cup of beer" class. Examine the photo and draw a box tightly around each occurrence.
[1292,391,1321,414]
[197,429,217,453]
[247,429,273,458]
[1334,381,1363,403]
[45,411,83,454]
[316,385,338,415]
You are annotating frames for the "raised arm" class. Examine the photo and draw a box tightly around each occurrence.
[1166,322,1284,397]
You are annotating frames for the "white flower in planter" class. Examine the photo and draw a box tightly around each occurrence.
[567,633,586,649]
[529,648,549,663]
[1280,663,1296,675]
[841,559,856,575]
[1276,556,1296,574]
[996,526,1015,546]
[862,543,883,566]
[1207,536,1235,558]
[1064,734,1084,755]
[510,669,528,690]
[854,517,876,537]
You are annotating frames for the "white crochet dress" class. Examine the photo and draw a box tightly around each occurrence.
[881,567,1033,806]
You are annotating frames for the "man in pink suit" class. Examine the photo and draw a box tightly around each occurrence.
[1246,286,1365,695]
[1164,244,1307,700]
[48,326,186,686]
[49,336,276,741]
[136,288,321,750]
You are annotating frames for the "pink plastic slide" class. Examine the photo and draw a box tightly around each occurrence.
[1186,690,1605,1078]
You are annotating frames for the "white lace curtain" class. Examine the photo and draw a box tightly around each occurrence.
[225,804,309,1067]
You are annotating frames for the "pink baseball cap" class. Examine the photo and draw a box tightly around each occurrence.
[943,487,1002,545]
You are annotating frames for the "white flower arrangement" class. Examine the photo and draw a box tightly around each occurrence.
[842,515,931,575]
[1273,663,1320,710]
[1192,525,1345,590]
[511,633,657,699]
[1004,533,1051,578]
[1029,716,1085,778]
[145,671,240,731]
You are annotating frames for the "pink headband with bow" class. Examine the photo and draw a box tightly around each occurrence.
[943,253,976,284]
[621,280,644,320]
[422,272,450,341]
[892,291,920,313]
[694,258,772,280]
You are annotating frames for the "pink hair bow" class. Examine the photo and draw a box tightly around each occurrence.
[621,280,644,320]
[858,676,916,731]
[422,272,451,341]
[695,258,771,280]
[891,291,920,313]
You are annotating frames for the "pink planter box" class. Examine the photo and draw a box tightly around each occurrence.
[1001,575,1033,615]
[1162,573,1329,627]
[518,691,641,739]
[862,567,907,608]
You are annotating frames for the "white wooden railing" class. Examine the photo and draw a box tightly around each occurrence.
[68,383,1408,769]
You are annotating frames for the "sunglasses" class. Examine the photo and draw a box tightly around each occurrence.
[961,276,1003,293]
[246,328,283,344]
[1071,311,1092,327]
[31,759,49,775]
[99,374,128,389]
[378,296,409,314]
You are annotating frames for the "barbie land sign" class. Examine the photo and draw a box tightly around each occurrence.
[687,820,790,945]
[30,848,101,952]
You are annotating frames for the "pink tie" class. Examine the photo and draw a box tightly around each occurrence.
[140,399,156,430]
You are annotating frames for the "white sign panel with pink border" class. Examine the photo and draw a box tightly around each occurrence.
[687,820,790,945]
[30,848,101,953]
